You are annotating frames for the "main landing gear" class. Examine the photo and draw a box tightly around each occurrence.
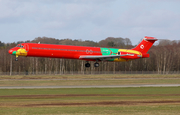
[85,62,90,67]
[85,62,99,67]
[94,62,99,67]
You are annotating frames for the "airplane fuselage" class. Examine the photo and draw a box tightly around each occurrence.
[9,43,143,62]
[8,36,157,67]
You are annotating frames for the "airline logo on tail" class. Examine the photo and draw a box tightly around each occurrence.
[140,45,144,49]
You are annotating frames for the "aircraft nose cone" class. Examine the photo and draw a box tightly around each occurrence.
[9,49,16,55]
[9,49,13,54]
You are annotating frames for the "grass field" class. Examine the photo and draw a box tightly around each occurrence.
[0,74,180,86]
[1,74,180,79]
[0,87,180,115]
[0,74,180,115]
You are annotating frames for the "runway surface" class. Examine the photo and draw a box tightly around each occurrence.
[0,84,180,89]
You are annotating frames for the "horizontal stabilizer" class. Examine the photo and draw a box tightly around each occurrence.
[144,36,158,41]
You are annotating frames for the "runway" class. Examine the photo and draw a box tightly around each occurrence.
[0,84,180,89]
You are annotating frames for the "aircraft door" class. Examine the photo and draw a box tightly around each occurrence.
[24,44,29,52]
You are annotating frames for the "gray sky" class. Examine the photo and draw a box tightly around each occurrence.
[0,0,180,45]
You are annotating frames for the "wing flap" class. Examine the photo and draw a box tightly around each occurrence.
[79,54,132,61]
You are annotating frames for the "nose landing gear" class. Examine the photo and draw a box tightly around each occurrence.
[15,55,18,61]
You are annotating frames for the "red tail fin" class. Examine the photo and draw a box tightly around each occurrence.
[132,36,157,53]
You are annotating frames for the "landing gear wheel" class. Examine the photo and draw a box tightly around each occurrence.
[85,63,90,67]
[94,62,99,67]
[15,58,18,61]
[15,55,18,61]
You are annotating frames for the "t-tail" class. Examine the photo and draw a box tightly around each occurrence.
[132,36,158,53]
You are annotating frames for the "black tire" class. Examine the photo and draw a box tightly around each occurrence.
[94,63,99,67]
[85,63,90,67]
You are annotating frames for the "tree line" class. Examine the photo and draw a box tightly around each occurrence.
[0,37,180,75]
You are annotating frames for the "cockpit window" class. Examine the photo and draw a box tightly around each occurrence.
[16,44,24,48]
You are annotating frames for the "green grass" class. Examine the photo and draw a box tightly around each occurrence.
[1,74,180,79]
[0,79,180,86]
[0,87,179,96]
[0,74,180,115]
[1,105,180,115]
[0,87,180,115]
[0,74,180,86]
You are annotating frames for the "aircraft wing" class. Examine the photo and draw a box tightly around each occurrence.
[79,54,132,61]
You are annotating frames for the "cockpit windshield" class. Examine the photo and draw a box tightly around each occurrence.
[16,44,24,48]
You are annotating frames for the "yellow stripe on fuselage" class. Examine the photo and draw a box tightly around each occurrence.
[118,49,142,55]
[113,49,142,62]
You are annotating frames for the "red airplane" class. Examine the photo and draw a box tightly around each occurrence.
[9,36,157,67]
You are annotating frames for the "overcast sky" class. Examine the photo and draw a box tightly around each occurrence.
[0,0,180,45]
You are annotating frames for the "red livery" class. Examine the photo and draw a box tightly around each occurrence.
[9,36,157,67]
